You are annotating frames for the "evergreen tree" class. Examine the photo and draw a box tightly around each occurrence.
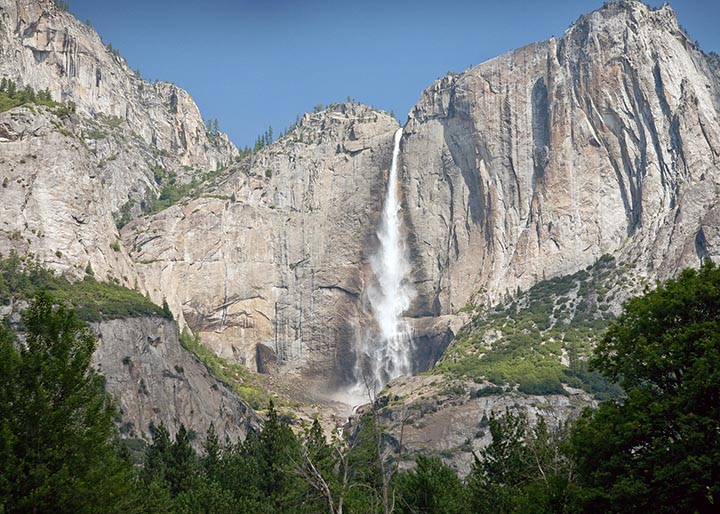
[139,423,175,511]
[252,401,307,511]
[202,423,222,480]
[344,410,394,513]
[466,411,578,514]
[297,419,346,514]
[19,85,35,103]
[466,410,532,513]
[0,292,137,513]
[166,425,199,497]
[6,79,16,98]
[395,455,468,514]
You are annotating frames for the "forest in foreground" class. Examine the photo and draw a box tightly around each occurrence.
[0,262,718,513]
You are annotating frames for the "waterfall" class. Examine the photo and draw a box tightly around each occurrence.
[350,127,415,401]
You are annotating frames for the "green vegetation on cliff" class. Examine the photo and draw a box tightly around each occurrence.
[0,78,74,115]
[435,255,631,398]
[179,329,274,411]
[0,253,166,321]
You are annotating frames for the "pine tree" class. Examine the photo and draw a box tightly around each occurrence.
[0,293,137,513]
[6,79,16,98]
[166,425,198,497]
[395,456,468,514]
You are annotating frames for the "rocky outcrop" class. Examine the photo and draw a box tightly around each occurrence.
[0,106,138,282]
[92,316,261,444]
[401,1,720,316]
[124,104,400,385]
[0,0,235,178]
[358,375,595,476]
[0,0,236,281]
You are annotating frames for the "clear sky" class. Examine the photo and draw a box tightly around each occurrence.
[65,0,719,149]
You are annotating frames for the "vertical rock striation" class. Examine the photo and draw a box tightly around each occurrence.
[0,0,235,177]
[4,0,720,399]
[0,0,236,280]
[402,1,720,315]
[125,105,400,387]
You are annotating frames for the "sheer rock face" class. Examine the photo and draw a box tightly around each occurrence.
[124,105,400,382]
[92,317,260,445]
[124,2,720,384]
[4,0,720,395]
[0,106,139,282]
[0,0,235,180]
[0,0,235,280]
[0,1,255,439]
[401,1,720,316]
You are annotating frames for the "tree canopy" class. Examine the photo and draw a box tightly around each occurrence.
[1,262,718,512]
[571,261,720,512]
[0,292,137,513]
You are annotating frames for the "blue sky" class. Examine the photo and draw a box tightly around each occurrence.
[66,0,719,148]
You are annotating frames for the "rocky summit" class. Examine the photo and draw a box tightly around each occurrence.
[402,1,720,314]
[1,0,719,464]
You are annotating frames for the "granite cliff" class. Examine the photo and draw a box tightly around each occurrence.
[0,0,236,282]
[0,0,250,441]
[124,105,401,387]
[124,1,720,393]
[92,316,260,444]
[402,1,720,315]
[2,0,720,435]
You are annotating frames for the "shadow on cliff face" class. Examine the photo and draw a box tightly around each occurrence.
[332,314,456,391]
[407,318,456,374]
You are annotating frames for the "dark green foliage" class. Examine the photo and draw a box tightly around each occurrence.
[138,402,327,513]
[114,199,134,229]
[466,411,579,514]
[570,261,720,512]
[162,298,174,320]
[1,261,716,512]
[253,126,275,152]
[247,402,312,511]
[145,166,228,215]
[236,145,253,160]
[106,42,122,59]
[0,253,164,321]
[561,361,623,401]
[205,117,220,136]
[0,79,63,113]
[0,293,138,513]
[298,419,342,511]
[348,415,389,512]
[395,455,468,514]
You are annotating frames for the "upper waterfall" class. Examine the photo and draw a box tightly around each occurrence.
[351,127,415,399]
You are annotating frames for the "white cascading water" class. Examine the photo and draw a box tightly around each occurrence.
[350,127,415,401]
